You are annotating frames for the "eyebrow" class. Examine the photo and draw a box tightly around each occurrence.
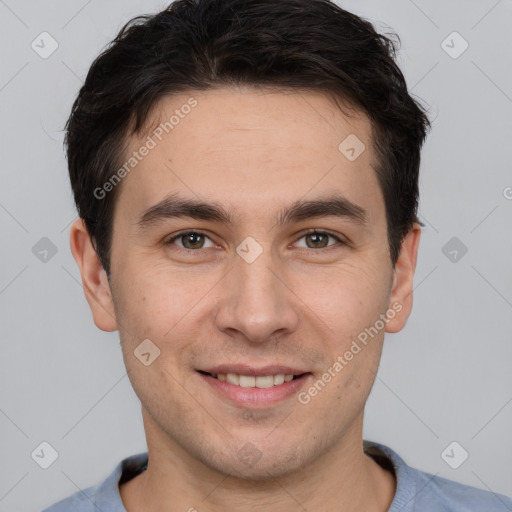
[136,192,368,231]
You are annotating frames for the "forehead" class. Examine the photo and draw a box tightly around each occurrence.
[114,87,383,228]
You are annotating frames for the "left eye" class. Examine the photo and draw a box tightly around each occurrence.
[295,231,342,249]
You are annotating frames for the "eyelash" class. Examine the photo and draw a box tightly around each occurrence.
[165,229,346,252]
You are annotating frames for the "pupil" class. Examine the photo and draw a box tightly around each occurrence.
[308,233,327,248]
[185,233,202,249]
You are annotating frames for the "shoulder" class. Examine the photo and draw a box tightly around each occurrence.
[364,440,512,512]
[41,483,101,512]
[412,469,512,511]
[40,452,148,512]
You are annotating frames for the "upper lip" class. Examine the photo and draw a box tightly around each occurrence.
[198,364,310,377]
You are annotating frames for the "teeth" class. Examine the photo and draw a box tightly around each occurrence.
[273,374,285,385]
[226,373,240,385]
[240,375,256,387]
[216,373,297,387]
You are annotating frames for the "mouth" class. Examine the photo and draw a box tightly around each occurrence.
[196,368,312,408]
[197,370,308,388]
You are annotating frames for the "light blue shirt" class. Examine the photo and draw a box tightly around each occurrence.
[42,440,512,511]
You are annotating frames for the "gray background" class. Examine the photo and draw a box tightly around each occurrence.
[0,0,511,510]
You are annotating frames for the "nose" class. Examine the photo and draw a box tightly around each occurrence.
[214,246,300,344]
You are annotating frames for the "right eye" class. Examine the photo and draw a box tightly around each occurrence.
[165,230,216,251]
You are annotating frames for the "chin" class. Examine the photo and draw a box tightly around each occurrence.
[201,442,308,481]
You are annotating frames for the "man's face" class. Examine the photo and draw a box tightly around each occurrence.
[86,87,417,479]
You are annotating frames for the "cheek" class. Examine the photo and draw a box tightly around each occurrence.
[111,262,193,339]
[111,267,211,384]
[295,259,390,331]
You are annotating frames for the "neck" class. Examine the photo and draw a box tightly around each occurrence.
[120,412,396,512]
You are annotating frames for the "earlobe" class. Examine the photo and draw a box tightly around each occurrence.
[69,218,118,332]
[385,222,421,334]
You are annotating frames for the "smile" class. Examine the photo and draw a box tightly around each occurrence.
[198,371,304,388]
[197,370,312,408]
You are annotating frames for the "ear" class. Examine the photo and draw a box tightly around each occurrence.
[385,222,421,333]
[69,218,118,332]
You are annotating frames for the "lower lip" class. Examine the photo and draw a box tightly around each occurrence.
[197,372,312,408]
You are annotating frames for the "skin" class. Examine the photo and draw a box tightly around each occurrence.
[70,86,421,512]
